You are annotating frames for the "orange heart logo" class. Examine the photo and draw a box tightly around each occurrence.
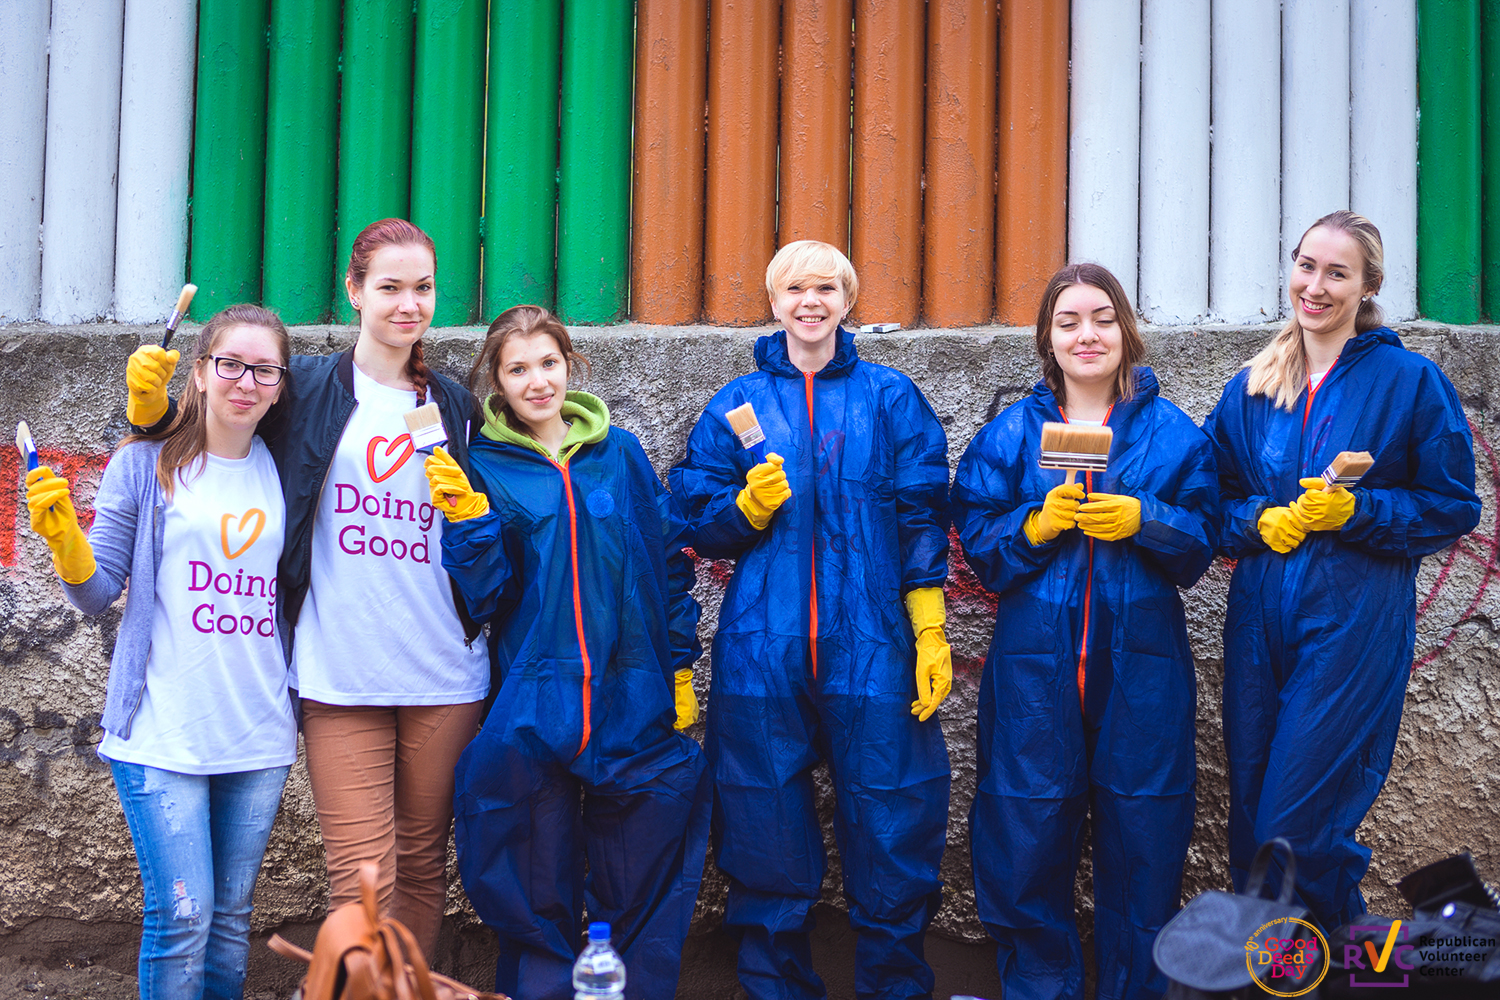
[366,434,415,483]
[221,509,266,559]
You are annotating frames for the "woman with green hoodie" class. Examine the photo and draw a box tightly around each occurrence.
[421,304,710,1000]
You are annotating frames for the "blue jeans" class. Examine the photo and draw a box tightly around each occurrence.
[109,760,289,1000]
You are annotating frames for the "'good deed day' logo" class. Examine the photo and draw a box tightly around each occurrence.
[188,507,275,637]
[331,434,439,564]
[1245,918,1330,996]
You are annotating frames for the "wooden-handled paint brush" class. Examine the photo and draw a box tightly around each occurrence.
[160,283,197,349]
[404,402,455,507]
[725,402,768,463]
[1038,422,1113,484]
[1321,451,1373,492]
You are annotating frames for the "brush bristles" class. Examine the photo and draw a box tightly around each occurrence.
[726,402,766,448]
[402,402,447,450]
[1323,450,1374,486]
[1038,422,1113,471]
[174,284,197,315]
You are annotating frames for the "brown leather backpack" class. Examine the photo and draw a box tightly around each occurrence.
[268,862,507,1000]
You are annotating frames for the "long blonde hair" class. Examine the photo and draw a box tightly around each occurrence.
[1245,210,1385,410]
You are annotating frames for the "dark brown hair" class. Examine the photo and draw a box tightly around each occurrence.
[347,218,438,405]
[1033,262,1147,408]
[130,304,291,498]
[470,305,589,439]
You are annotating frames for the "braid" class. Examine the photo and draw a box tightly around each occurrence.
[406,338,431,405]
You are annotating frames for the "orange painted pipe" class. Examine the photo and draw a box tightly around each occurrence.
[923,0,997,327]
[631,0,708,324]
[704,0,779,325]
[851,0,925,327]
[996,0,1069,325]
[779,0,853,249]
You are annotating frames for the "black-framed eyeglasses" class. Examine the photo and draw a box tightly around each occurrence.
[209,356,287,387]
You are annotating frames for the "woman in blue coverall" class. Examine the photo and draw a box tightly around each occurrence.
[1204,211,1480,928]
[423,305,711,1000]
[951,262,1220,1000]
[671,240,953,1000]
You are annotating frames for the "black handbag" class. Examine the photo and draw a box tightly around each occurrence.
[1154,838,1323,999]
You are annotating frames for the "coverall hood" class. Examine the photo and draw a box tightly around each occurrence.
[480,389,610,462]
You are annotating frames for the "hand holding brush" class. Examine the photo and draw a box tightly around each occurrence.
[422,446,490,522]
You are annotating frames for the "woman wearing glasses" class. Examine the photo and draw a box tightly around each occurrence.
[124,220,486,960]
[28,306,294,999]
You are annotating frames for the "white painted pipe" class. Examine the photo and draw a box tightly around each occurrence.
[1281,0,1350,305]
[1139,0,1209,324]
[0,1,51,324]
[1209,0,1281,323]
[1068,0,1142,297]
[1351,0,1417,321]
[40,0,126,324]
[114,0,197,324]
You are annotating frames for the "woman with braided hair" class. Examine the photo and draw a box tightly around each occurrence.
[124,219,487,960]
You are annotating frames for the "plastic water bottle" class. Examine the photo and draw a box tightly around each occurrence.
[572,921,626,999]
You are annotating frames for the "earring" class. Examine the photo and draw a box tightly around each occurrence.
[351,299,360,309]
[1362,295,1371,302]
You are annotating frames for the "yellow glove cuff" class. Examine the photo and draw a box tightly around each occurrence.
[52,526,97,585]
[736,488,775,531]
[904,586,946,633]
[1022,509,1047,547]
[673,668,699,730]
[126,394,169,428]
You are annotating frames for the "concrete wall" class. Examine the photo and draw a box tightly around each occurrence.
[2,321,1497,993]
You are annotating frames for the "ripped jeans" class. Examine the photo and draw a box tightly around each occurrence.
[109,760,289,1000]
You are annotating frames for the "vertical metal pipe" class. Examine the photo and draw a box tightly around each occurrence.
[1351,1,1417,321]
[851,0,925,326]
[413,0,486,326]
[557,0,634,324]
[1209,0,1280,323]
[1067,0,1141,297]
[779,0,853,249]
[1282,0,1350,301]
[703,0,780,325]
[0,0,50,323]
[1481,0,1500,318]
[632,0,709,324]
[995,0,1068,326]
[335,0,414,322]
[922,0,996,327]
[1417,0,1481,322]
[41,0,126,323]
[484,1,560,314]
[1139,0,1208,324]
[264,0,340,324]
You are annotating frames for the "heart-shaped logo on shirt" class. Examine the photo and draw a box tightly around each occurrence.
[221,509,267,559]
[366,434,415,483]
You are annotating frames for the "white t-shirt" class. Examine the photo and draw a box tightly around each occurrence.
[290,366,488,705]
[100,441,296,774]
[1309,369,1330,389]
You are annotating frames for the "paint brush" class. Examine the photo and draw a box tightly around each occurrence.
[15,421,39,474]
[1321,451,1373,492]
[404,403,455,508]
[160,283,197,349]
[725,402,767,463]
[1038,422,1113,484]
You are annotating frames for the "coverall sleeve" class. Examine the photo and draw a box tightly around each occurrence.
[439,461,518,626]
[1339,367,1481,557]
[1203,390,1274,558]
[659,483,704,675]
[669,407,763,560]
[891,383,951,591]
[951,423,1067,594]
[59,452,137,615]
[1131,423,1222,588]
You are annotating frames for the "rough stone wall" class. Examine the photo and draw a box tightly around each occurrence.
[1,321,1496,974]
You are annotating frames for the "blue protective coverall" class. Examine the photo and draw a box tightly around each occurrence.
[1204,327,1480,929]
[950,368,1220,1000]
[442,391,711,1000]
[670,329,952,1000]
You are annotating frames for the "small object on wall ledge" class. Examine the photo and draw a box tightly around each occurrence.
[859,322,901,333]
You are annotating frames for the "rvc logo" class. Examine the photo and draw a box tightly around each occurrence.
[1346,920,1411,988]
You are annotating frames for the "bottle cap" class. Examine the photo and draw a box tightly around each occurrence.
[588,921,611,941]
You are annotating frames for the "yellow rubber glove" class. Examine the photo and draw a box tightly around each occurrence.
[422,446,490,522]
[1022,481,1086,546]
[1290,477,1356,531]
[1076,492,1143,541]
[735,452,791,530]
[26,467,96,585]
[905,587,952,722]
[1257,505,1308,554]
[673,668,699,731]
[126,345,180,427]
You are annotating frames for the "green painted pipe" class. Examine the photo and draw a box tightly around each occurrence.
[557,0,633,324]
[335,0,415,323]
[1483,0,1500,318]
[264,0,340,323]
[412,0,486,326]
[1418,0,1482,322]
[484,1,561,315]
[188,0,269,319]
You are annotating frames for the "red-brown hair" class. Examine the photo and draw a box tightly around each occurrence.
[347,218,438,405]
[1033,262,1147,408]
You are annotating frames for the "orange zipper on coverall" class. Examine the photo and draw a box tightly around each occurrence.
[1057,404,1113,714]
[805,371,819,679]
[550,458,594,757]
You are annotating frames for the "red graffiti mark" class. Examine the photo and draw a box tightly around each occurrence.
[944,526,999,618]
[2,446,112,568]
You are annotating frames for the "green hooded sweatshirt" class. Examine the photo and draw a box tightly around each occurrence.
[480,390,611,464]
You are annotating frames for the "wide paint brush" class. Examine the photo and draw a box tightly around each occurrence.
[725,402,768,463]
[1321,450,1374,492]
[403,402,455,507]
[160,283,197,349]
[1038,421,1113,484]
